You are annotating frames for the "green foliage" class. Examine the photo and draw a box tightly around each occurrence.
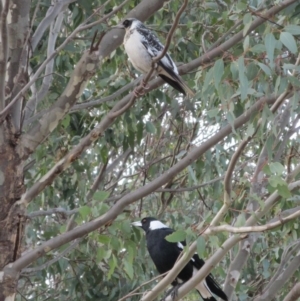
[16,0,300,300]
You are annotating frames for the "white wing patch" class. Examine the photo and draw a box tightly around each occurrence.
[177,243,196,262]
[177,242,184,250]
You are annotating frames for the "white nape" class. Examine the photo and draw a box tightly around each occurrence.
[149,220,168,230]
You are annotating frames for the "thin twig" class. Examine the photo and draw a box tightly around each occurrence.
[211,138,251,226]
[153,0,188,62]
[204,209,300,235]
[21,239,81,274]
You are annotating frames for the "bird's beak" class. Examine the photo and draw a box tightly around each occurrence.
[131,221,142,227]
[114,24,124,29]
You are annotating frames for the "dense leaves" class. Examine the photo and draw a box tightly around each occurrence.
[0,0,299,300]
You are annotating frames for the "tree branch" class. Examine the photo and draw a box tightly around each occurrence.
[21,48,101,154]
[205,209,300,235]
[24,8,66,120]
[283,282,300,301]
[31,0,76,51]
[0,0,9,111]
[211,138,250,226]
[261,239,300,294]
[21,238,81,275]
[86,160,108,201]
[254,253,300,301]
[223,87,294,297]
[28,207,78,218]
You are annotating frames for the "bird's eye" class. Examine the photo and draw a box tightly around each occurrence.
[123,20,131,28]
[142,218,146,223]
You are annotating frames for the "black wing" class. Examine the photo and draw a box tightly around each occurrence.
[137,26,178,75]
[192,253,228,301]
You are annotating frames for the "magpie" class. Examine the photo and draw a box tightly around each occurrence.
[132,217,228,301]
[116,18,195,97]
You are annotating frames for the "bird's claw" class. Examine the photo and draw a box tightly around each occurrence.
[160,285,180,301]
[142,79,150,90]
[134,88,145,97]
[171,285,179,300]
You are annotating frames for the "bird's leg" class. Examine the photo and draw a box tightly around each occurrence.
[133,76,150,96]
[133,87,145,97]
[141,79,150,90]
[160,283,183,301]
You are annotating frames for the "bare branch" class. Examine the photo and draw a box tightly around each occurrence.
[86,161,108,201]
[21,238,81,275]
[283,282,300,301]
[254,254,300,301]
[211,138,250,226]
[118,272,169,301]
[24,8,66,120]
[28,207,78,218]
[205,209,300,235]
[262,239,300,294]
[31,0,76,51]
[153,0,188,62]
[21,49,101,154]
[0,0,9,111]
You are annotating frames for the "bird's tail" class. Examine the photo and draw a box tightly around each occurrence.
[175,73,195,97]
[194,277,228,301]
[158,62,195,97]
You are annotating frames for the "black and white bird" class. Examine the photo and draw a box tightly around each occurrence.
[132,217,228,301]
[117,18,195,97]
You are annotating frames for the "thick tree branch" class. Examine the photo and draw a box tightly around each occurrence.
[31,0,76,51]
[21,49,101,154]
[254,254,300,301]
[261,239,300,294]
[24,8,66,120]
[5,0,31,132]
[283,282,300,301]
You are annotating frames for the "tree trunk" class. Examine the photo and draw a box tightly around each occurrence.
[0,122,26,300]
